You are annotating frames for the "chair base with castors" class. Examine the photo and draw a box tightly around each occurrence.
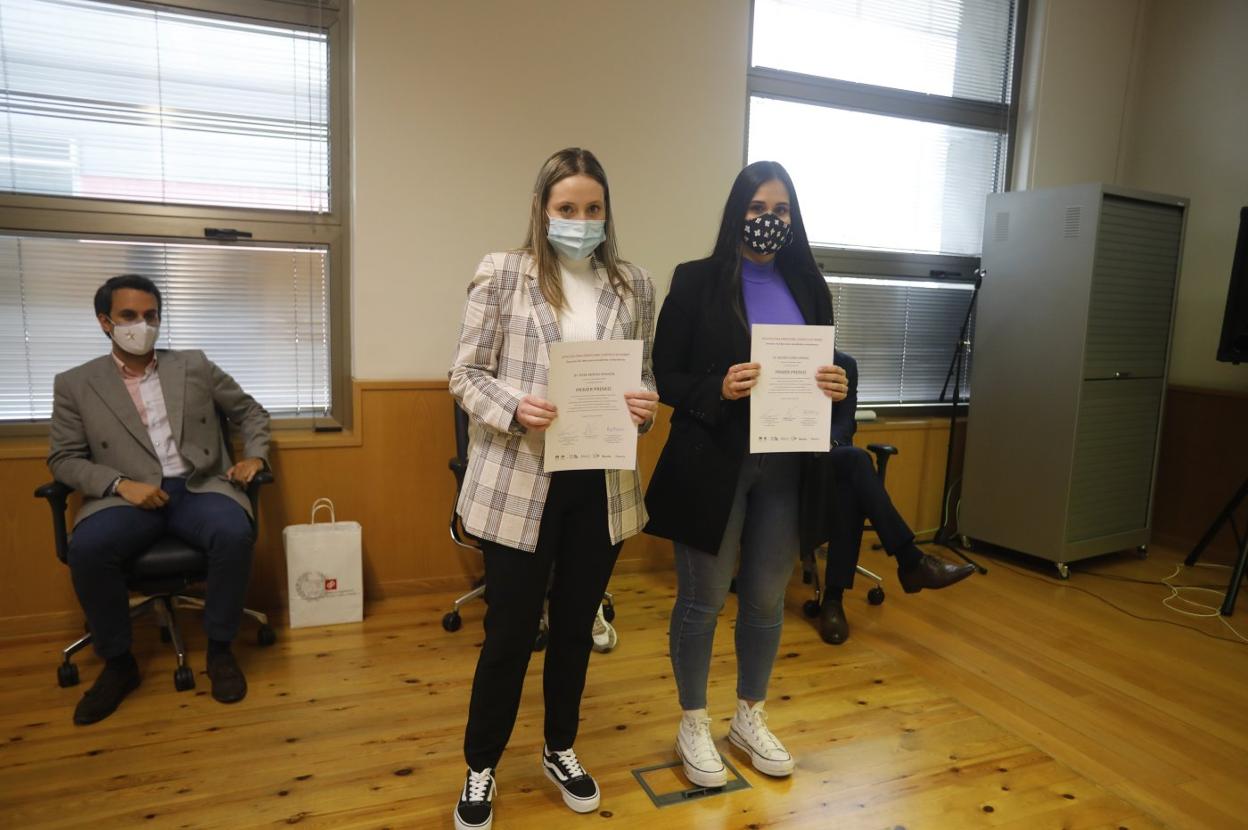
[55,587,277,691]
[802,557,886,618]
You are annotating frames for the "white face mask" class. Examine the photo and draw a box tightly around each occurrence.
[547,218,606,261]
[109,319,159,356]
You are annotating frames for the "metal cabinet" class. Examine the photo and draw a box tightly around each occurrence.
[960,184,1186,574]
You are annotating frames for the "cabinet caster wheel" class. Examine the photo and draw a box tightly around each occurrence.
[602,602,615,623]
[867,586,886,606]
[802,599,821,618]
[1136,545,1149,559]
[174,665,196,692]
[960,535,972,550]
[442,611,462,632]
[57,662,80,688]
[533,627,549,652]
[257,625,277,647]
[1055,563,1070,580]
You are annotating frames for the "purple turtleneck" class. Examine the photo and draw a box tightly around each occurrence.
[742,257,804,327]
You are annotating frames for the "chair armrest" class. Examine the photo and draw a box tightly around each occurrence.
[34,480,73,502]
[245,470,274,514]
[33,481,73,564]
[865,443,899,483]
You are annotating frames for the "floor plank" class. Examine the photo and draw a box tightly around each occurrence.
[0,543,1243,829]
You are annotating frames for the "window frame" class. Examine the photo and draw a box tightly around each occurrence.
[745,0,1027,411]
[0,0,352,435]
[745,0,1029,271]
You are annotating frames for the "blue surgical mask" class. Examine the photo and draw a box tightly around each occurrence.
[547,218,606,261]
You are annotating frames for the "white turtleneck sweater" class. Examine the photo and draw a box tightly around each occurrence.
[557,254,605,342]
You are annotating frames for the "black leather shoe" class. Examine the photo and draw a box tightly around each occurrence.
[207,650,247,703]
[898,553,975,594]
[74,657,141,725]
[819,597,850,645]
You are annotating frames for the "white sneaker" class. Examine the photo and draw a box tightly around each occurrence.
[675,709,727,788]
[728,700,794,777]
[591,605,618,653]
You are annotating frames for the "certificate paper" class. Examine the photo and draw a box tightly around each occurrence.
[749,323,835,454]
[544,339,643,472]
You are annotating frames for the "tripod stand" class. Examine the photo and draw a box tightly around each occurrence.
[912,269,987,573]
[1183,475,1248,616]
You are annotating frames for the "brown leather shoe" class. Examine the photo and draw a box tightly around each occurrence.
[207,650,247,703]
[898,553,975,594]
[819,597,850,645]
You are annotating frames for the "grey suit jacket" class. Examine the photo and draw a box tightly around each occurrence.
[48,349,271,526]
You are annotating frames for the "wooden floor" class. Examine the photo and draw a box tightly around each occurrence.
[1,543,1245,829]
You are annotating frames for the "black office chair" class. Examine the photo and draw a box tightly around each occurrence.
[441,403,615,650]
[799,442,899,618]
[36,410,276,692]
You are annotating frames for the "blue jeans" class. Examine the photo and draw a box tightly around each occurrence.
[669,453,800,710]
[67,478,255,659]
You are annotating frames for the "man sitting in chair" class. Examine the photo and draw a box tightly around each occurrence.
[48,274,270,724]
[821,351,975,645]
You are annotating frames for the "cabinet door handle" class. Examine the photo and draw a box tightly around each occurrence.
[1114,371,1132,379]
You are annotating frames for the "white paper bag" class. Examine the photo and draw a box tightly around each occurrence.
[283,498,363,628]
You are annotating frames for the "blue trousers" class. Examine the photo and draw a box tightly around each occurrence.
[669,454,800,710]
[66,478,255,659]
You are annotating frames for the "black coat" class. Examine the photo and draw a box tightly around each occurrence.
[644,255,841,555]
[830,349,858,447]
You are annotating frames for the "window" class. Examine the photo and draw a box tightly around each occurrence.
[0,0,347,427]
[0,233,330,421]
[748,0,1023,404]
[827,274,973,406]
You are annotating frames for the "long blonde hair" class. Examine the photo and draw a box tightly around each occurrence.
[522,148,631,310]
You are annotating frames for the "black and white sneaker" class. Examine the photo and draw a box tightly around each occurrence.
[454,767,495,830]
[541,744,601,813]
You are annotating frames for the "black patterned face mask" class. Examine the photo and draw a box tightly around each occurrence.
[742,212,793,254]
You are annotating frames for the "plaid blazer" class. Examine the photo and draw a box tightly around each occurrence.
[449,251,657,553]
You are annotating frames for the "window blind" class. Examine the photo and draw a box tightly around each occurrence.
[0,233,331,421]
[828,274,974,405]
[0,0,329,211]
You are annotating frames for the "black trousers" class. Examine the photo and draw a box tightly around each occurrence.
[463,470,621,771]
[825,446,917,591]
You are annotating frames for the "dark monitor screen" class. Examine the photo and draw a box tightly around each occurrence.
[1216,206,1248,364]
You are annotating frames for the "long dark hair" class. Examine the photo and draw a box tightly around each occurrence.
[710,160,822,327]
[521,147,630,310]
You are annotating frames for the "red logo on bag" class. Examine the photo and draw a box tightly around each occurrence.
[324,578,338,591]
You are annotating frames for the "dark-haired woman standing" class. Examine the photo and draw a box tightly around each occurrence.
[449,148,657,829]
[645,161,846,786]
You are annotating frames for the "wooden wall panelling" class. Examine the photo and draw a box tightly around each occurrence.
[1151,386,1248,563]
[0,381,969,635]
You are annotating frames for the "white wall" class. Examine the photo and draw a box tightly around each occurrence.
[1013,0,1246,391]
[1117,0,1248,391]
[1013,0,1143,190]
[351,0,749,380]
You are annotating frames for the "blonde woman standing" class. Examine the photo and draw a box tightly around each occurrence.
[448,148,658,830]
